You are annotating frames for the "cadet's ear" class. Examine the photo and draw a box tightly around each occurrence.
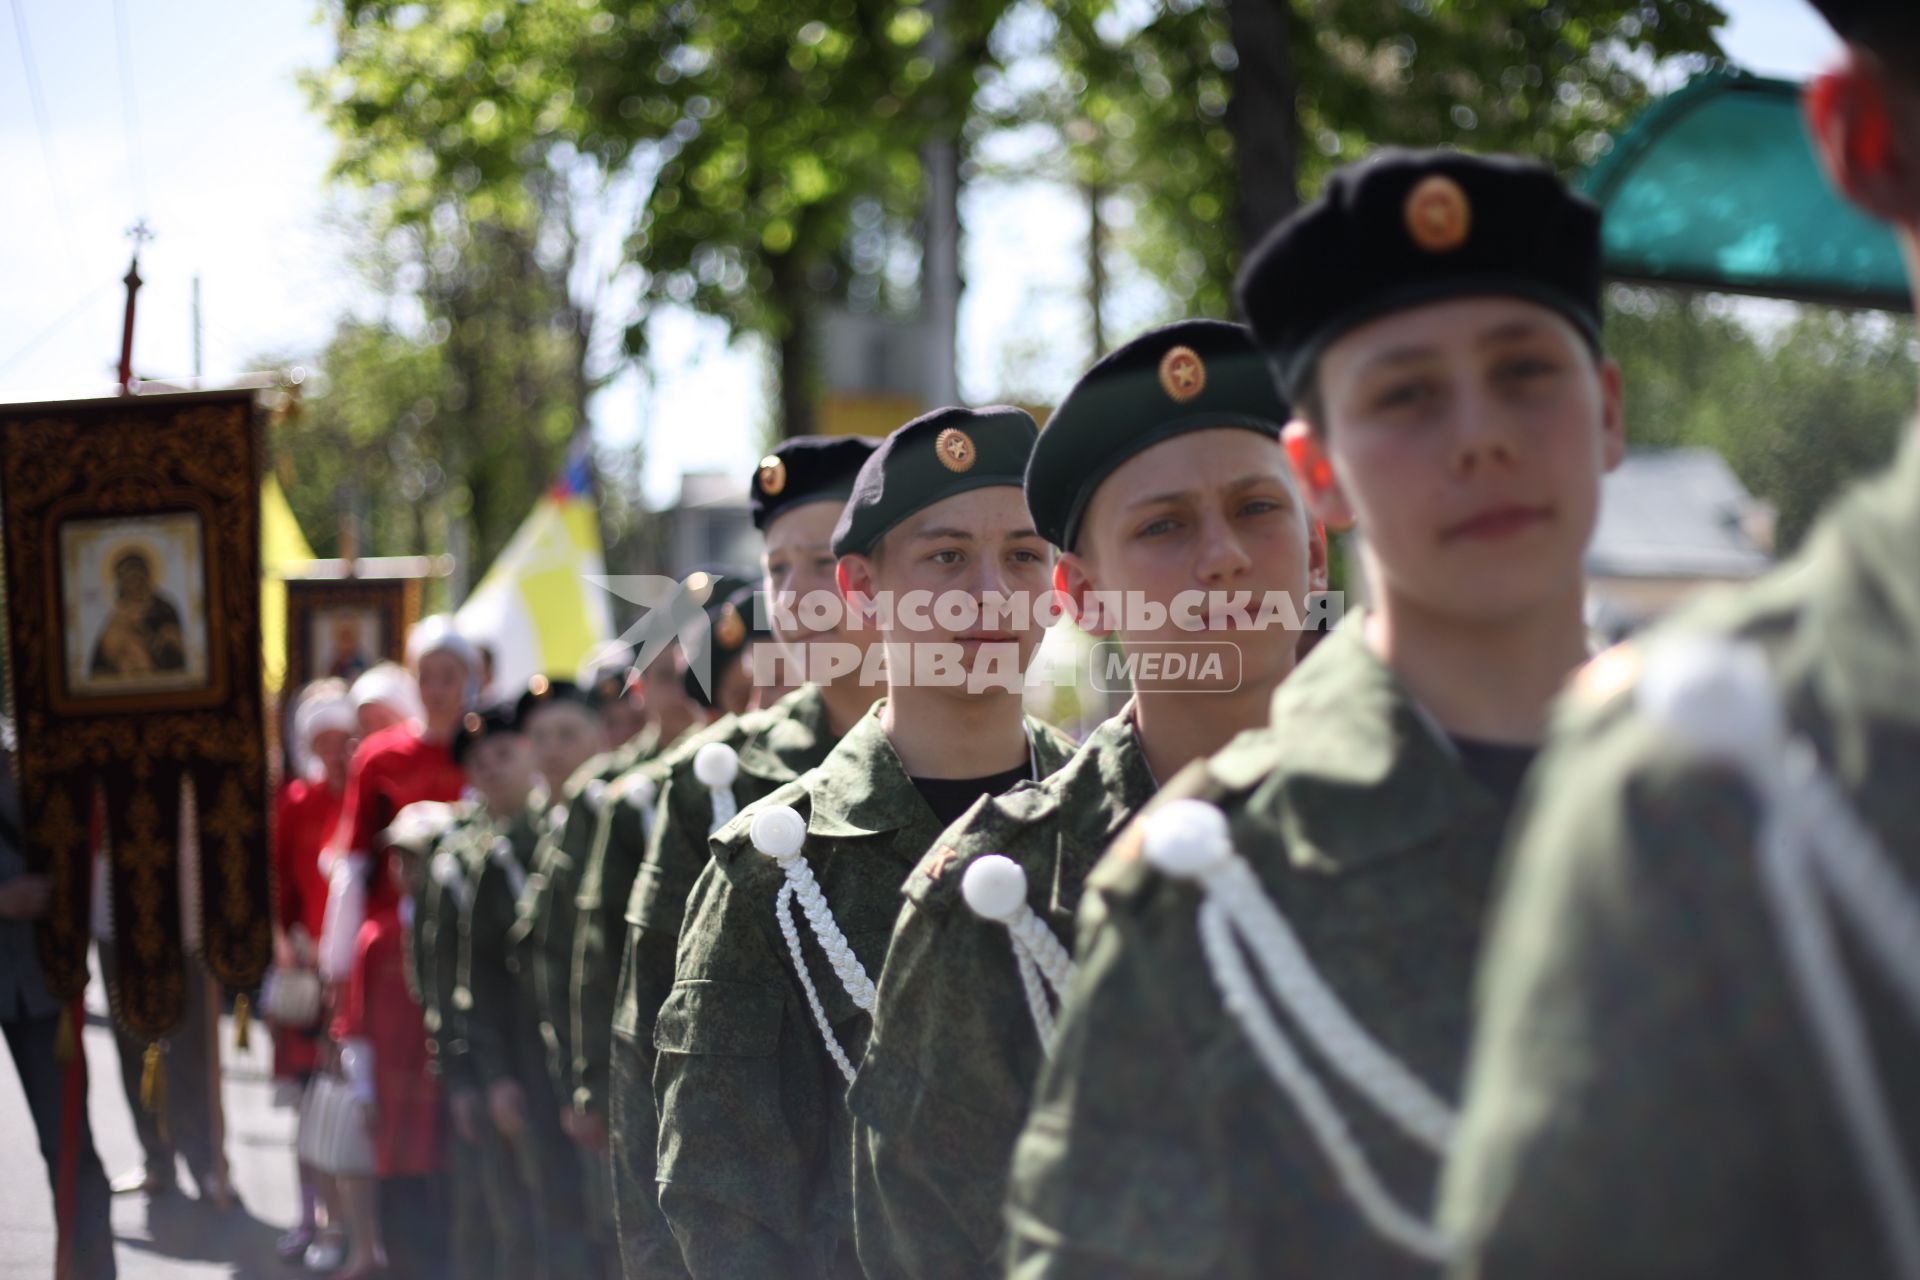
[836,555,877,621]
[1054,554,1112,637]
[1307,521,1331,595]
[1597,356,1627,473]
[1807,58,1920,225]
[1282,421,1355,533]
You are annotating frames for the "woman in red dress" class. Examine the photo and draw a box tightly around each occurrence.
[318,617,476,1276]
[271,680,355,1262]
[332,811,448,1279]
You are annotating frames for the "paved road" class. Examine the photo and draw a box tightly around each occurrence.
[0,970,299,1279]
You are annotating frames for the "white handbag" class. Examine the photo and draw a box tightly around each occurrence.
[260,967,324,1029]
[298,1074,375,1177]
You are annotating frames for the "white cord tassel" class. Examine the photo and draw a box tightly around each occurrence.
[753,806,873,1083]
[430,851,473,915]
[695,743,740,834]
[623,776,659,845]
[1143,799,1456,1263]
[1639,638,1920,1280]
[488,836,527,900]
[962,855,1076,1054]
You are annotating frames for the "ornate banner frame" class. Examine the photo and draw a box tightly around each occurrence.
[1,389,271,1039]
[283,576,419,691]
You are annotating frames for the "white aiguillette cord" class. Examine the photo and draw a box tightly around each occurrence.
[752,804,874,1083]
[1142,798,1457,1264]
[1638,637,1920,1280]
[694,742,740,834]
[962,855,1076,1054]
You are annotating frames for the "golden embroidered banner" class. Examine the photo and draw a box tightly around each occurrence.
[1,389,272,1039]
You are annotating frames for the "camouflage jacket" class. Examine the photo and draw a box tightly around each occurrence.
[654,702,1077,1279]
[1439,436,1920,1279]
[417,803,482,1091]
[570,712,737,1114]
[512,734,659,1094]
[456,804,549,1089]
[848,706,1156,1279]
[1006,617,1521,1279]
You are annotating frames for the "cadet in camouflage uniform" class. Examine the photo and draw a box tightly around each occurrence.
[580,437,881,1278]
[1439,6,1920,1275]
[847,320,1325,1278]
[1005,152,1627,1278]
[654,407,1077,1277]
[453,701,592,1277]
[560,575,748,1136]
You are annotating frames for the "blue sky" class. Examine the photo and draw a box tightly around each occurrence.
[0,0,1842,509]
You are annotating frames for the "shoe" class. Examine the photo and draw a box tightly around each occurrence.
[277,1227,316,1263]
[109,1166,177,1197]
[196,1167,240,1211]
[303,1236,347,1272]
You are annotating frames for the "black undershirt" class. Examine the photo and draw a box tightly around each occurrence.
[1449,736,1540,814]
[911,763,1032,828]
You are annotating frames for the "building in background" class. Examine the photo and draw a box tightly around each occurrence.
[1585,446,1775,640]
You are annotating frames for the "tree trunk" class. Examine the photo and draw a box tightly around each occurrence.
[1227,0,1301,255]
[772,254,817,439]
[1087,180,1107,360]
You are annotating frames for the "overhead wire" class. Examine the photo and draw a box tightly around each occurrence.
[8,0,81,276]
[111,0,149,216]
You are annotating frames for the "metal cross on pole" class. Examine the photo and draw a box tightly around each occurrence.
[117,219,154,396]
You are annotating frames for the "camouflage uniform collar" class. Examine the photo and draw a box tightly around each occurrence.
[803,700,917,839]
[735,684,832,783]
[1087,701,1158,840]
[1218,612,1499,874]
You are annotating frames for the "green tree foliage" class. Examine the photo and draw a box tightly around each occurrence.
[1013,0,1729,316]
[1606,287,1914,553]
[311,0,1012,436]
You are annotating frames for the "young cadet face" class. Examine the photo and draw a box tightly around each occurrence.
[841,484,1053,683]
[523,699,602,794]
[1066,428,1323,695]
[464,732,535,816]
[416,650,471,724]
[1303,296,1624,626]
[764,500,845,645]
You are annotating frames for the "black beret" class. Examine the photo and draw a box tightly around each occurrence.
[585,665,637,708]
[1808,0,1920,46]
[515,675,594,725]
[680,571,756,710]
[1026,320,1290,550]
[750,435,879,532]
[1236,149,1602,401]
[831,406,1040,557]
[451,699,519,766]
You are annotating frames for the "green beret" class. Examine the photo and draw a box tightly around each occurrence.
[680,570,755,710]
[1025,320,1289,550]
[1808,0,1920,46]
[1237,149,1602,401]
[831,406,1040,557]
[749,434,879,532]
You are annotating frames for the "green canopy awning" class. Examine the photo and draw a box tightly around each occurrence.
[1581,72,1910,311]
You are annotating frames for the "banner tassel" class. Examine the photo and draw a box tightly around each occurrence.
[141,1043,168,1144]
[233,993,250,1051]
[54,1006,76,1065]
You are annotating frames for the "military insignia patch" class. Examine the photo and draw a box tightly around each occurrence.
[757,455,787,496]
[1405,175,1472,253]
[924,846,965,881]
[528,673,550,698]
[935,427,977,473]
[685,571,715,604]
[462,711,483,734]
[714,603,747,650]
[1158,345,1207,403]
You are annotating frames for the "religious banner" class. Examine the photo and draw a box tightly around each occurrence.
[284,576,419,689]
[1,389,272,1040]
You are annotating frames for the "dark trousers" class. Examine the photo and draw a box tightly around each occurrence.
[379,1172,450,1280]
[3,1011,118,1279]
[99,941,222,1189]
